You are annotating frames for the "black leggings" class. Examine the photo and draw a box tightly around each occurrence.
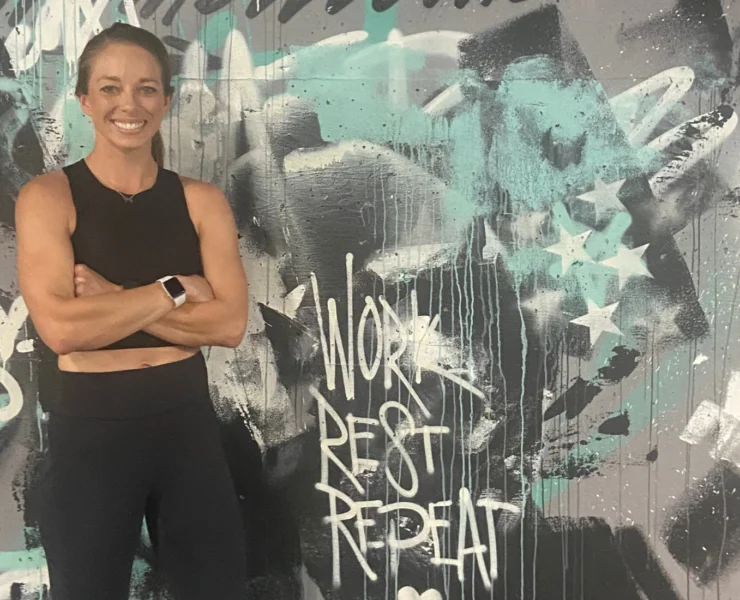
[37,353,247,600]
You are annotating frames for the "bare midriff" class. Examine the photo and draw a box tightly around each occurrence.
[58,345,200,373]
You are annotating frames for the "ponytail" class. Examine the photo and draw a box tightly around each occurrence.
[152,130,165,167]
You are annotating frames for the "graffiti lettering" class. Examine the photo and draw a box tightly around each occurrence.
[0,296,30,422]
[5,0,112,73]
[311,362,511,590]
[315,467,520,588]
[121,0,537,26]
[311,253,485,418]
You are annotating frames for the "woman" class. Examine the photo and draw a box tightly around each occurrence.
[15,23,249,600]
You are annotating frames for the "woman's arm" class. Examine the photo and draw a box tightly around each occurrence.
[141,180,248,348]
[16,175,177,355]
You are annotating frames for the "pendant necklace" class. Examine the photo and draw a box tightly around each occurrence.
[116,190,139,204]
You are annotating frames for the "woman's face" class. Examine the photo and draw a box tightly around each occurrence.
[78,42,171,153]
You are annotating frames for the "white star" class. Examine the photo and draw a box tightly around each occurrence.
[570,299,623,347]
[576,178,626,215]
[545,227,594,273]
[600,243,652,289]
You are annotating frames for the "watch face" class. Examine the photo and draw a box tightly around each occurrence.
[163,277,186,298]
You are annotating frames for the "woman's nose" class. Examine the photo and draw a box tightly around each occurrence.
[118,89,137,109]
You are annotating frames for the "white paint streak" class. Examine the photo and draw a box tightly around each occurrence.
[284,141,359,173]
[0,296,29,422]
[357,30,468,63]
[122,0,141,27]
[5,0,107,73]
[387,29,409,111]
[610,67,695,146]
[423,83,464,117]
[379,401,419,498]
[366,243,459,279]
[254,31,369,81]
[0,366,23,422]
[724,370,740,418]
[0,297,28,362]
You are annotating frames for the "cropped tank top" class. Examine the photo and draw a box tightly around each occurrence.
[63,159,204,351]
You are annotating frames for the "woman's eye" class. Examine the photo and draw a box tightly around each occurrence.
[101,86,118,93]
[141,86,157,94]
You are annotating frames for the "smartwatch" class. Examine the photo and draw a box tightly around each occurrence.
[158,276,186,308]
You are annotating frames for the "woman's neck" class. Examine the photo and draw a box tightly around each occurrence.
[85,143,159,195]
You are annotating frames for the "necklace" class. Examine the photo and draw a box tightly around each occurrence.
[116,190,139,203]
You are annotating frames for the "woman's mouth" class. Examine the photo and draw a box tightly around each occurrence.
[111,120,146,133]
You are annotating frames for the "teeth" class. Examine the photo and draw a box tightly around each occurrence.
[113,121,145,130]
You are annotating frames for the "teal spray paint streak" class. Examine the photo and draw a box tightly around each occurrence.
[198,6,240,53]
[489,57,643,214]
[0,548,45,572]
[362,0,398,42]
[532,343,694,508]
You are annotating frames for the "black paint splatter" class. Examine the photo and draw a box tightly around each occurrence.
[661,464,740,584]
[597,346,641,384]
[544,377,602,421]
[598,412,630,436]
[616,526,682,600]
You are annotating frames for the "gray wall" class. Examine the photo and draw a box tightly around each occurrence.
[0,0,739,598]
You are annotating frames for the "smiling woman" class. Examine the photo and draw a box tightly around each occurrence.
[14,22,250,600]
[74,23,173,172]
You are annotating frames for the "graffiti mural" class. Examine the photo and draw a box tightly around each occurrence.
[1,0,740,598]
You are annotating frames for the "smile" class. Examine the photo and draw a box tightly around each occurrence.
[111,120,146,132]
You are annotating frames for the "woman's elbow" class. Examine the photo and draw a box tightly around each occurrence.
[40,323,75,355]
[221,313,247,348]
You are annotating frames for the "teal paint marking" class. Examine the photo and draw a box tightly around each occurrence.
[489,56,643,214]
[196,10,239,87]
[0,548,45,572]
[363,0,398,42]
[63,97,95,165]
[197,9,238,55]
[533,343,692,508]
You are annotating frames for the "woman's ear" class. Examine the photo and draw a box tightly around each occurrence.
[78,94,92,117]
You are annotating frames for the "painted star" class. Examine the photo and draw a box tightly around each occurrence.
[576,178,626,215]
[545,227,595,273]
[570,299,623,347]
[600,243,652,289]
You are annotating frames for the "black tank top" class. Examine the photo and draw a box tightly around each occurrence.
[63,159,204,350]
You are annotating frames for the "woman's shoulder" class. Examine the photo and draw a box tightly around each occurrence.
[29,168,68,186]
[176,174,220,195]
[176,175,228,207]
[17,169,73,209]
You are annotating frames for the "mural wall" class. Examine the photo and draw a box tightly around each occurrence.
[1,0,740,598]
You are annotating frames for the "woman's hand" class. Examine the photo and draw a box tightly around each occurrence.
[178,275,214,303]
[73,265,214,304]
[74,264,122,297]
